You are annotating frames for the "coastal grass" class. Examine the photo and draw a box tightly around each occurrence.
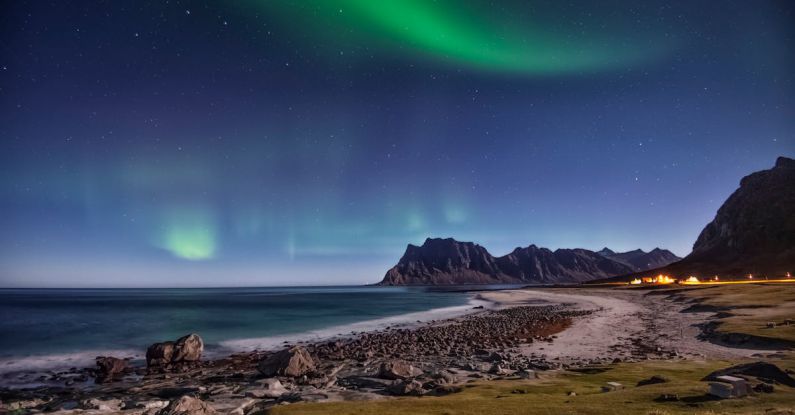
[678,283,795,343]
[270,360,795,415]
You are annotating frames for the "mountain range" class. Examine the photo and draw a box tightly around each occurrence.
[377,239,679,285]
[596,248,681,272]
[378,156,793,285]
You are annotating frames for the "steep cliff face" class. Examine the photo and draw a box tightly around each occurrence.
[380,238,513,285]
[678,156,795,276]
[378,238,638,285]
[597,156,795,282]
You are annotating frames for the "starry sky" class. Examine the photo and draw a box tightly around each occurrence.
[1,1,793,287]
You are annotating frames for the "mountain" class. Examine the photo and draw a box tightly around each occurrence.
[496,245,637,283]
[598,156,795,282]
[597,248,681,272]
[378,238,638,285]
[379,238,508,285]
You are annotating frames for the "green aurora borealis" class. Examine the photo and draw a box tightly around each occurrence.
[253,0,666,74]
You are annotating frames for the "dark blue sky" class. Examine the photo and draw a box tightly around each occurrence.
[1,1,793,287]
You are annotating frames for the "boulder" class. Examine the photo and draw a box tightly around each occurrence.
[258,346,316,377]
[158,396,216,415]
[147,334,204,367]
[378,360,423,380]
[147,342,176,367]
[173,334,204,363]
[95,356,128,380]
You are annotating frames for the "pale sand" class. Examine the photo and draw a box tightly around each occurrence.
[478,288,775,363]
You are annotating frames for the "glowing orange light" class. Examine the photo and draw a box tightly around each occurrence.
[630,278,642,285]
[749,274,753,279]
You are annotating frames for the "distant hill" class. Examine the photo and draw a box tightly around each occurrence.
[597,156,795,282]
[596,248,681,272]
[377,238,673,285]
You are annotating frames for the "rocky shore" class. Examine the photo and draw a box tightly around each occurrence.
[1,302,591,414]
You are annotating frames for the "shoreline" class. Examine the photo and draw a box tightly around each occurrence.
[2,286,790,414]
[0,291,495,384]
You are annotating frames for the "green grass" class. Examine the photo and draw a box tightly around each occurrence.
[270,360,795,415]
[678,284,795,343]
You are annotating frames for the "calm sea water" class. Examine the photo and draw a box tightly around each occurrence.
[0,286,488,371]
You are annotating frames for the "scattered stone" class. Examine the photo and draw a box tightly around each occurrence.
[158,396,217,415]
[490,364,510,375]
[95,356,128,381]
[432,370,458,384]
[258,346,316,377]
[567,391,577,397]
[517,369,537,379]
[81,398,123,411]
[125,400,169,410]
[245,378,288,399]
[378,360,423,380]
[388,379,426,396]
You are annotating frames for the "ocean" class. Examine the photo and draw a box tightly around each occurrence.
[0,286,499,374]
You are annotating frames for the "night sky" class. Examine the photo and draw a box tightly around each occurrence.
[1,1,793,287]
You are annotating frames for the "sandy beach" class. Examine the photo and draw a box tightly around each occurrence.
[479,288,772,362]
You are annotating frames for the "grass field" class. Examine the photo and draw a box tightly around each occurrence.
[271,360,795,415]
[676,283,795,344]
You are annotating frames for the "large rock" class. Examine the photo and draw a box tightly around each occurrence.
[95,356,128,381]
[147,333,204,367]
[377,360,423,380]
[173,334,204,363]
[147,342,176,367]
[257,346,316,377]
[158,396,216,415]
